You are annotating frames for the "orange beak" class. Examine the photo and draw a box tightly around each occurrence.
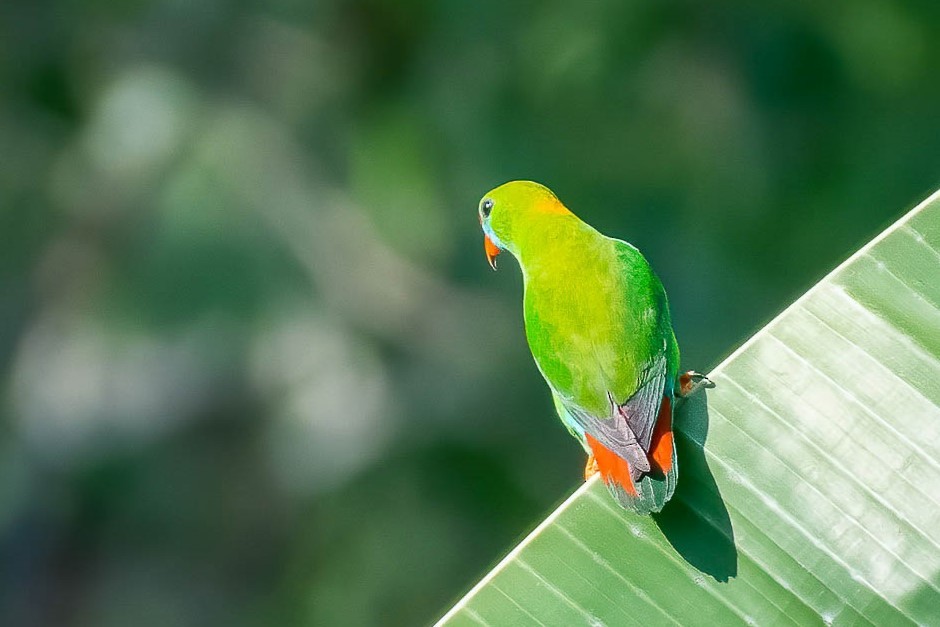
[484,234,501,271]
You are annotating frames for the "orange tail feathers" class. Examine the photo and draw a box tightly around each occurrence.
[649,396,674,474]
[588,396,676,514]
[585,433,637,496]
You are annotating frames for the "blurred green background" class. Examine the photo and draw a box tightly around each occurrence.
[1,1,938,625]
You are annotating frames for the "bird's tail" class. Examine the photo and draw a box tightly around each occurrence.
[588,395,677,515]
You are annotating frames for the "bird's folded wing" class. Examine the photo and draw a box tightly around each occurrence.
[562,353,668,475]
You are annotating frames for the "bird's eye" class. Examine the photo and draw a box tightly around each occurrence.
[481,198,494,217]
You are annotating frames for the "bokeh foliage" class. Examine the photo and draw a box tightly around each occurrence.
[0,1,938,625]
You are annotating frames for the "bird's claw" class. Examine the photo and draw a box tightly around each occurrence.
[584,453,599,481]
[679,370,714,397]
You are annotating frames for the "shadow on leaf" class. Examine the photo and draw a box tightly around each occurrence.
[653,389,738,582]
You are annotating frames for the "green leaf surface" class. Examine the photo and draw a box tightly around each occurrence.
[437,190,940,627]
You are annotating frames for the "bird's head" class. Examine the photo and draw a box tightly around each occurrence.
[478,180,569,270]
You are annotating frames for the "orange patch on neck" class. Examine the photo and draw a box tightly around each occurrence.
[585,433,637,496]
[536,197,571,215]
[649,396,674,474]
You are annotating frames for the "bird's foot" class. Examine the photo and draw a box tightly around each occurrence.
[584,452,599,481]
[679,370,715,397]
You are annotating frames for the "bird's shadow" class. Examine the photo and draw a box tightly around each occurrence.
[653,389,738,582]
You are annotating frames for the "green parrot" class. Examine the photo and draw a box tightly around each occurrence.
[479,180,705,514]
